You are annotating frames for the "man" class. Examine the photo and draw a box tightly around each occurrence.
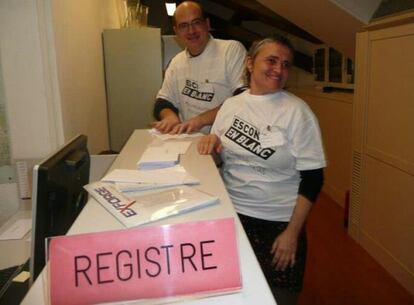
[152,1,246,134]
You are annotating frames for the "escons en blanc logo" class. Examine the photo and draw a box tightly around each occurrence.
[225,116,275,160]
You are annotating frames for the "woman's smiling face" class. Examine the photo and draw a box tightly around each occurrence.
[247,42,293,95]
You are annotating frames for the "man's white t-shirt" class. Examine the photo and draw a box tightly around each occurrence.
[157,37,246,133]
[211,90,326,221]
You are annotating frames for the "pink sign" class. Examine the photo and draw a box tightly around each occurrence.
[48,218,241,305]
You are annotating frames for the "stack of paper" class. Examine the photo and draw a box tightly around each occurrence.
[136,146,179,170]
[84,182,219,227]
[102,165,199,192]
[136,141,192,170]
[149,128,204,140]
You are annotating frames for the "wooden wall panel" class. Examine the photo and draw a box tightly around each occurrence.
[366,31,414,175]
[351,13,414,296]
[290,88,353,207]
[361,156,414,270]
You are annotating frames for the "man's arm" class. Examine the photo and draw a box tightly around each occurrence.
[170,82,248,135]
[170,106,220,134]
[151,98,181,133]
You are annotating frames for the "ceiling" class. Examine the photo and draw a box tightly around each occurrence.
[144,0,414,72]
[166,0,373,70]
[178,0,322,72]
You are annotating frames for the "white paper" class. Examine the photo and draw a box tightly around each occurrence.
[85,182,219,228]
[0,218,32,240]
[115,182,178,193]
[137,138,193,170]
[13,271,30,283]
[102,165,199,186]
[162,141,192,154]
[137,146,179,170]
[149,128,203,140]
[146,139,192,154]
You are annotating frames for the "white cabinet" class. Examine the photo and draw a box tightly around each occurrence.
[103,28,163,151]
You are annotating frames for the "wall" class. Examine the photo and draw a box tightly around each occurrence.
[51,0,121,154]
[0,0,121,222]
[289,88,353,208]
[0,0,121,158]
[0,0,63,160]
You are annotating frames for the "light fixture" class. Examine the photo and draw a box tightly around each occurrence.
[165,1,176,16]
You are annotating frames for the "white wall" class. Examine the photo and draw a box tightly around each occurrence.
[0,0,121,161]
[0,0,121,220]
[51,0,121,154]
[0,0,63,160]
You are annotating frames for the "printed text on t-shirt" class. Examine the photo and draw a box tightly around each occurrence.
[225,116,275,160]
[182,79,214,102]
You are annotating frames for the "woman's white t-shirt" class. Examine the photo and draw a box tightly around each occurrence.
[211,90,326,221]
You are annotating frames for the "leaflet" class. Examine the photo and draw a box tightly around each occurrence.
[137,146,179,170]
[84,182,219,227]
[101,165,199,189]
[136,141,192,170]
[149,128,204,140]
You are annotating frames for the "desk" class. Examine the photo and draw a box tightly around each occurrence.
[0,208,31,270]
[21,130,276,305]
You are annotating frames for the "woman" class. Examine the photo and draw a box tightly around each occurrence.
[198,36,326,305]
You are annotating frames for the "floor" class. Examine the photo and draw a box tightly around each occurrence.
[297,193,414,305]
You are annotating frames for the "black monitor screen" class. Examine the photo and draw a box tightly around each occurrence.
[30,135,90,284]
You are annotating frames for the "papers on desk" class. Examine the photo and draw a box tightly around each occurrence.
[0,218,31,240]
[137,141,192,170]
[102,165,199,192]
[137,146,179,170]
[84,182,219,227]
[149,128,204,140]
[13,271,30,283]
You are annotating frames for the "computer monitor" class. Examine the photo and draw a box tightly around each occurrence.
[29,135,90,284]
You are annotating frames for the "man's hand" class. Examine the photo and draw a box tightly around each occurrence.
[170,116,204,134]
[197,134,222,155]
[169,106,221,134]
[151,110,181,134]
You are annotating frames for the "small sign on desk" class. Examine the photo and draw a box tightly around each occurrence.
[48,218,241,305]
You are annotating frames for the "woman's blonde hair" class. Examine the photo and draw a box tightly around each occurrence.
[244,35,295,85]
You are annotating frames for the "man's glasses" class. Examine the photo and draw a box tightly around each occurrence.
[176,18,206,32]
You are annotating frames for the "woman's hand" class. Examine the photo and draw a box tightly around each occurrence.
[197,134,222,155]
[271,195,313,271]
[270,229,298,271]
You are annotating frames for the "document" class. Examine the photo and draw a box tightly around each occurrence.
[149,128,203,140]
[84,182,219,227]
[137,146,179,170]
[0,218,31,240]
[102,165,199,187]
[162,140,192,154]
[13,271,30,283]
[136,141,192,170]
